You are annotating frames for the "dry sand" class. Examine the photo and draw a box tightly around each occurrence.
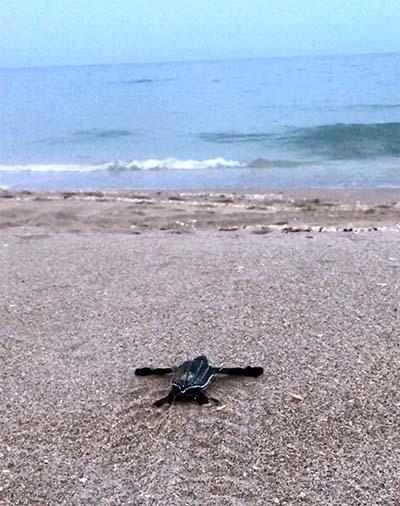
[0,190,399,505]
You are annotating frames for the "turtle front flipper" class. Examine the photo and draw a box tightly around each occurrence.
[135,367,174,376]
[218,366,264,377]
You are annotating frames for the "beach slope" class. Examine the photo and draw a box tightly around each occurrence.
[1,190,399,505]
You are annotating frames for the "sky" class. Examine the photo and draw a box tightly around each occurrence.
[1,0,399,68]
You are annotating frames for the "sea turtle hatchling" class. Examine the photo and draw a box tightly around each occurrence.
[135,355,263,407]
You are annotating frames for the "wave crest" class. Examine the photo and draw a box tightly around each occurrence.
[108,157,244,170]
[0,158,244,172]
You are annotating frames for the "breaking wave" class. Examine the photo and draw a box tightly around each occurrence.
[107,158,243,170]
[0,157,317,172]
[0,158,245,172]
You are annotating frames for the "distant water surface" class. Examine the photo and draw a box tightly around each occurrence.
[0,53,399,189]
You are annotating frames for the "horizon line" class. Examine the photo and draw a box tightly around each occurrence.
[1,50,399,71]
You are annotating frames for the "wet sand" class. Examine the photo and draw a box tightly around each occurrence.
[0,188,399,234]
[1,189,399,505]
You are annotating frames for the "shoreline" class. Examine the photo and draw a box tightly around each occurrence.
[1,188,399,234]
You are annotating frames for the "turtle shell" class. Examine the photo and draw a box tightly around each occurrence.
[171,355,216,393]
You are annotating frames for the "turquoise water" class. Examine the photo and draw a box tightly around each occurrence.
[0,53,399,189]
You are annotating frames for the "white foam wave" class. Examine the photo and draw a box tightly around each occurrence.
[0,158,244,172]
[112,157,244,170]
[0,163,98,172]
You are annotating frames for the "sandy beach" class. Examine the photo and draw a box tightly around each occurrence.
[1,189,399,505]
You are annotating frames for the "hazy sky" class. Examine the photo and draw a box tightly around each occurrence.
[1,0,399,67]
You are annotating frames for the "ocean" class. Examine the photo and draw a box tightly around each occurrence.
[0,53,399,190]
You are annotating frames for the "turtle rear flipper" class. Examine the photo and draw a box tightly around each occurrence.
[154,389,176,407]
[195,391,210,405]
[195,391,221,406]
[154,396,170,407]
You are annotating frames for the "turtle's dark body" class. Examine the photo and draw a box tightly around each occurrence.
[135,355,263,407]
[172,355,216,393]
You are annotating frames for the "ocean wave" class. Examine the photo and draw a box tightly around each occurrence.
[199,132,275,144]
[0,164,101,172]
[200,122,400,159]
[1,152,398,174]
[107,158,244,170]
[72,129,133,139]
[247,158,314,168]
[113,78,177,85]
[36,129,134,145]
[286,122,400,158]
[346,104,400,110]
[121,79,153,84]
[0,158,245,172]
